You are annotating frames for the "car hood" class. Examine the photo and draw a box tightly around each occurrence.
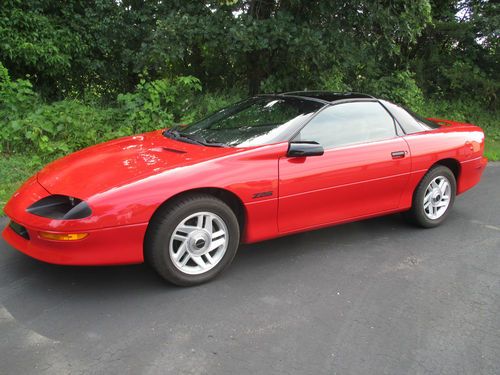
[37,130,239,199]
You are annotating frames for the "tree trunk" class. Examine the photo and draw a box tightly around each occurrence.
[246,0,275,96]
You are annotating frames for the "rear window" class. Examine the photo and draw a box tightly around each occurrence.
[380,100,439,134]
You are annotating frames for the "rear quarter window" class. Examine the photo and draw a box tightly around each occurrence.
[380,100,439,134]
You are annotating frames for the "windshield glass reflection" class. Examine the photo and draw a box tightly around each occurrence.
[178,97,323,147]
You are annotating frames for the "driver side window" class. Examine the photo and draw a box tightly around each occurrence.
[295,102,397,149]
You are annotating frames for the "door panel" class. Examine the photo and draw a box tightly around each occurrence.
[278,137,411,232]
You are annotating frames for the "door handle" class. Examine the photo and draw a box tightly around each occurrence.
[391,151,406,159]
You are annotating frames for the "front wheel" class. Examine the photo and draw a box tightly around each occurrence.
[145,194,240,286]
[406,165,457,228]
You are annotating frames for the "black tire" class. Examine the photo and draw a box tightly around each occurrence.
[405,165,456,228]
[145,194,240,286]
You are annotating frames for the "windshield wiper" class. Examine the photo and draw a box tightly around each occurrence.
[198,137,229,147]
[163,129,202,145]
[163,128,228,147]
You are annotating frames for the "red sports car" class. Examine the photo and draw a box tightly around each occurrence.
[2,92,487,285]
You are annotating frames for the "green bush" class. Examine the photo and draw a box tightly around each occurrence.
[10,101,126,159]
[318,67,351,92]
[422,100,499,139]
[117,76,202,132]
[0,154,42,215]
[0,67,205,161]
[364,71,425,113]
[0,62,39,153]
[423,99,499,160]
[441,61,499,107]
[0,66,126,160]
[184,89,245,123]
[0,61,497,168]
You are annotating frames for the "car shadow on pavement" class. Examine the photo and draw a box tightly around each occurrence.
[0,211,461,343]
[1,212,426,295]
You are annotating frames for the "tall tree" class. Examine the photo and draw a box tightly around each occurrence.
[0,0,496,102]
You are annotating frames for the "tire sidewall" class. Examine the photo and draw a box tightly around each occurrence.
[414,166,457,228]
[149,197,240,286]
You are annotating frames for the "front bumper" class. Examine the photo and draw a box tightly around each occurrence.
[2,219,147,265]
[2,175,147,265]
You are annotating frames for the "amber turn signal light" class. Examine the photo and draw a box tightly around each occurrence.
[39,232,88,241]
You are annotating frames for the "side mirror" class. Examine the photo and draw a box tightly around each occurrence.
[287,141,324,157]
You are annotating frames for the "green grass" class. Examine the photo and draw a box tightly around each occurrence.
[0,155,40,216]
[485,137,500,161]
[0,125,498,217]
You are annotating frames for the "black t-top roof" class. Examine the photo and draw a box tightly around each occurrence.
[281,91,374,102]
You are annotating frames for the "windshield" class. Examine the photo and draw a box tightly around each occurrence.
[173,97,323,147]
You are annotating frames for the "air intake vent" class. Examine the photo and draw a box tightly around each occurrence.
[161,147,186,154]
[9,221,30,240]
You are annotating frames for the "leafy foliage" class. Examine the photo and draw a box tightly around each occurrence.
[0,0,498,175]
[0,66,202,160]
[0,0,497,100]
[412,0,499,106]
[0,1,86,99]
[117,76,202,131]
[363,71,426,112]
[0,154,41,215]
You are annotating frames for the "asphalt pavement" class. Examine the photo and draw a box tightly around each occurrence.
[1,163,499,375]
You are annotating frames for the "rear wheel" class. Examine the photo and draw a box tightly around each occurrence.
[406,165,456,228]
[145,194,240,286]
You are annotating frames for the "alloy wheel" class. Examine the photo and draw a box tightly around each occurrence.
[423,176,451,220]
[169,211,229,275]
